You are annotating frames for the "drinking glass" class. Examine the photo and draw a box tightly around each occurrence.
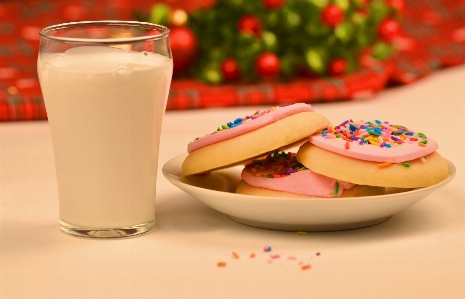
[38,21,173,238]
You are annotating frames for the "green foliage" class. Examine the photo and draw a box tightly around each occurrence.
[159,0,399,83]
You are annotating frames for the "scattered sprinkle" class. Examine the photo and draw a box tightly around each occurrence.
[333,182,339,196]
[377,162,392,168]
[301,264,312,270]
[218,246,321,271]
[404,162,411,167]
[420,156,426,163]
[345,141,350,149]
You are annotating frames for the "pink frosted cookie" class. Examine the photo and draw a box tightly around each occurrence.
[236,152,385,198]
[308,119,438,163]
[298,119,449,188]
[182,103,329,175]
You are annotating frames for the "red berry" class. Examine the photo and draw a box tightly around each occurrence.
[262,0,286,10]
[221,58,241,81]
[321,4,345,28]
[378,19,400,42]
[327,57,348,76]
[238,15,262,38]
[255,52,281,77]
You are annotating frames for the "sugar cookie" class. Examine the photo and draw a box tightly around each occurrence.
[236,151,385,197]
[298,120,449,188]
[182,103,329,175]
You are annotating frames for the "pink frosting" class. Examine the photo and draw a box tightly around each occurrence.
[188,103,314,153]
[309,135,438,163]
[241,168,354,197]
[308,120,438,163]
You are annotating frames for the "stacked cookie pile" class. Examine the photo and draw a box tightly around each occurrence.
[182,103,449,198]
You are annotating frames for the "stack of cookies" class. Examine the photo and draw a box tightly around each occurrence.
[182,103,449,198]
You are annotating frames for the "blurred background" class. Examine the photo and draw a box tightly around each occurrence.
[1,0,465,121]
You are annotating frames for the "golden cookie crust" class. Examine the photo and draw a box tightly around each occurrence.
[182,112,329,176]
[297,142,448,188]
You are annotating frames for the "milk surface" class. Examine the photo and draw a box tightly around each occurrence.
[38,46,173,228]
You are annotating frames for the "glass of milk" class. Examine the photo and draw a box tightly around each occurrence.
[38,21,173,238]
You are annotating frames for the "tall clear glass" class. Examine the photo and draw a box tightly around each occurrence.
[38,21,173,238]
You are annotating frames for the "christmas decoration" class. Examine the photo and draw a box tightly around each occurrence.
[262,0,286,10]
[378,18,401,42]
[221,58,241,81]
[237,15,263,38]
[169,27,199,76]
[327,57,348,76]
[142,0,402,84]
[388,0,405,13]
[255,52,281,77]
[320,4,345,28]
[171,9,188,27]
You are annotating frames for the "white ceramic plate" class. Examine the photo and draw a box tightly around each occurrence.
[162,154,456,231]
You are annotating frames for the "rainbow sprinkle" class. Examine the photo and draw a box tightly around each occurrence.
[193,105,287,142]
[301,264,311,270]
[217,245,321,271]
[377,162,392,168]
[320,119,429,149]
[333,182,339,196]
[245,151,307,178]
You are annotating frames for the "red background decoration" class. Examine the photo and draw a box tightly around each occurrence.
[1,0,465,121]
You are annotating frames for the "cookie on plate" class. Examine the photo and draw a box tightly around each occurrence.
[297,119,449,188]
[235,151,385,198]
[182,103,329,176]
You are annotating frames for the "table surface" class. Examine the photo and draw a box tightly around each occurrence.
[1,66,465,299]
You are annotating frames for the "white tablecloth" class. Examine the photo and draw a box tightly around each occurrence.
[1,66,465,299]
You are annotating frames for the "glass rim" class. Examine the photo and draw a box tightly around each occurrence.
[39,20,170,44]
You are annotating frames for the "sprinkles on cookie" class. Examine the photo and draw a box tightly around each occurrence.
[244,151,308,179]
[320,120,429,149]
[192,105,289,142]
[183,103,329,176]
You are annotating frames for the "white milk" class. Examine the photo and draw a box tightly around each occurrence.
[38,46,173,228]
